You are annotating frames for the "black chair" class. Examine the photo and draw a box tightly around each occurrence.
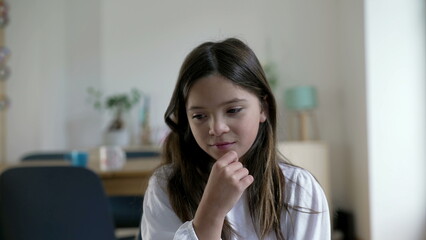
[21,150,160,161]
[125,151,160,159]
[19,150,156,240]
[110,195,143,228]
[0,166,116,240]
[110,151,158,240]
[21,151,73,161]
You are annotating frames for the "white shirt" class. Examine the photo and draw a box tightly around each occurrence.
[141,163,331,240]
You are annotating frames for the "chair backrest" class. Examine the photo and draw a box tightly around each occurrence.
[0,166,116,240]
[18,149,158,235]
[110,195,143,228]
[125,151,160,159]
[21,152,71,161]
[21,150,160,161]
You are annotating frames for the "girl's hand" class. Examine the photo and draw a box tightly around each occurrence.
[203,151,254,216]
[193,151,254,239]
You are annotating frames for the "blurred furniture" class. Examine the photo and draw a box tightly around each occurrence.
[106,150,159,239]
[21,150,159,161]
[279,141,335,239]
[285,86,319,141]
[0,152,160,196]
[21,151,72,161]
[125,150,159,159]
[110,195,143,232]
[0,166,116,240]
[278,141,332,206]
[16,149,159,240]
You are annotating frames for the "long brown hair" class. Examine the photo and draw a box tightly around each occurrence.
[163,38,286,240]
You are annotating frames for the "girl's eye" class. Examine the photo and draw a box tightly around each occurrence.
[227,108,243,114]
[192,114,205,120]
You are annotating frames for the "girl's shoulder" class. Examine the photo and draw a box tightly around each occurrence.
[278,162,328,211]
[152,164,174,178]
[279,162,314,184]
[148,164,174,191]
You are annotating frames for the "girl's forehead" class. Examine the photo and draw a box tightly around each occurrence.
[188,76,244,96]
[186,75,259,108]
[189,75,248,93]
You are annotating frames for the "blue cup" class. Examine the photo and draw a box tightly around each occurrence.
[70,151,88,167]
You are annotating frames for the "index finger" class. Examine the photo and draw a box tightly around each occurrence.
[216,151,238,167]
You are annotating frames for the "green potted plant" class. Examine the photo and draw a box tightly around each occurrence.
[87,87,141,146]
[263,61,279,91]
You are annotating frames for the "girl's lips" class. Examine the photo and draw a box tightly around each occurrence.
[212,142,235,150]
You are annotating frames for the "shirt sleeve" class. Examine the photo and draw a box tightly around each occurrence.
[284,168,331,240]
[140,171,199,240]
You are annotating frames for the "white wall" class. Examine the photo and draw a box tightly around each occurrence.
[100,0,268,135]
[7,0,68,159]
[6,0,103,156]
[64,0,103,150]
[338,0,371,239]
[365,1,426,240]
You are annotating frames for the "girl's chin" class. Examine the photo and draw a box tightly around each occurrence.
[209,150,246,161]
[208,151,228,161]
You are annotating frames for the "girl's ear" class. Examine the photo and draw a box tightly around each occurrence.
[260,96,268,123]
[260,111,267,123]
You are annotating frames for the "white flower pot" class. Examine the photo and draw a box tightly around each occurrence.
[103,129,130,147]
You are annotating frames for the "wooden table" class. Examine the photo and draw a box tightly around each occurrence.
[0,157,162,196]
[95,158,161,196]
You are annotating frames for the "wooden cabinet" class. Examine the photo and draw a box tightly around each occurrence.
[278,141,332,203]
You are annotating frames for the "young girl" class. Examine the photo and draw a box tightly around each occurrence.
[141,38,330,240]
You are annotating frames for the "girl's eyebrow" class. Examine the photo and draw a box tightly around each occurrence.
[187,98,247,111]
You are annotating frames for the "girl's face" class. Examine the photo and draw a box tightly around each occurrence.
[186,75,267,160]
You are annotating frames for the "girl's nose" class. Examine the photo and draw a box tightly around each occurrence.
[208,117,230,136]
